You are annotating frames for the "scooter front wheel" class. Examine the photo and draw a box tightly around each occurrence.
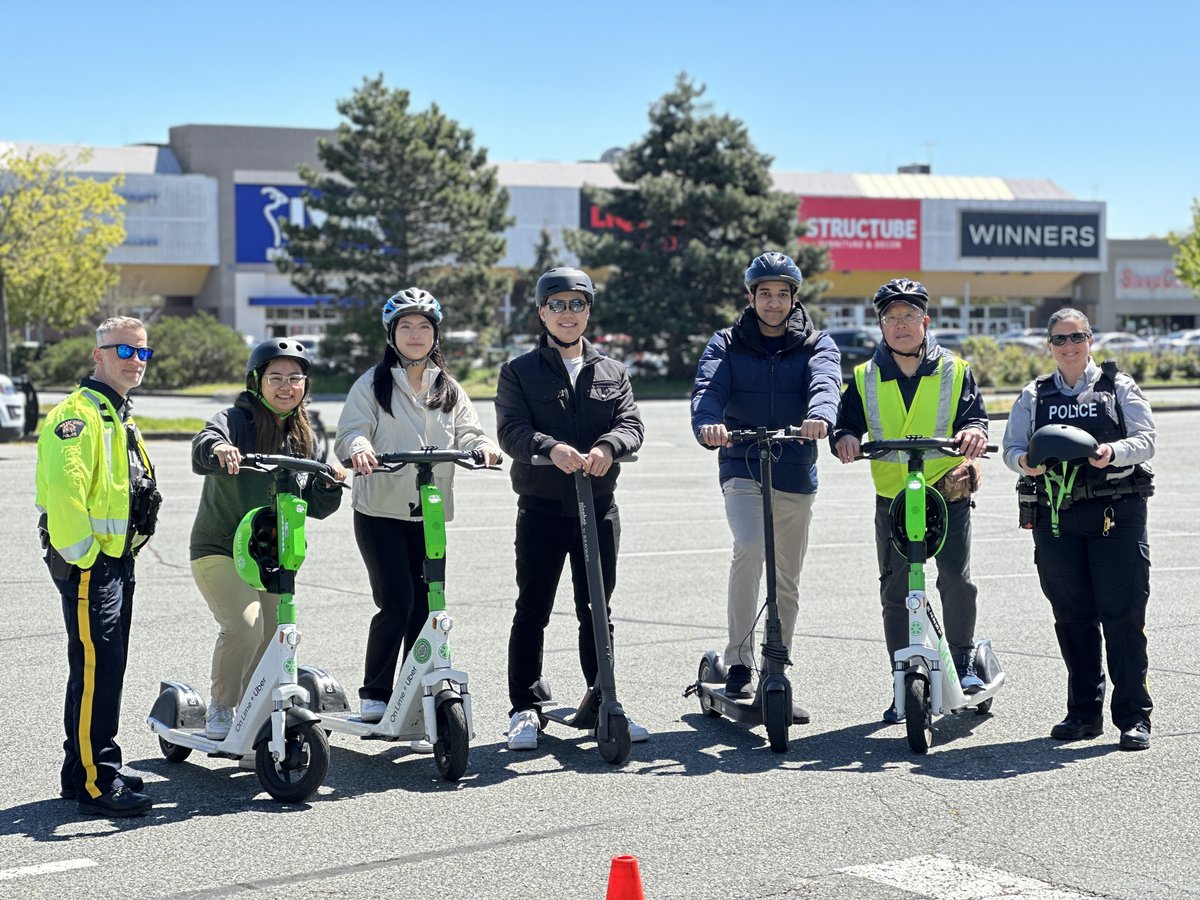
[158,736,191,763]
[697,658,721,718]
[434,699,469,782]
[904,673,932,754]
[256,719,330,802]
[597,713,631,765]
[763,691,789,753]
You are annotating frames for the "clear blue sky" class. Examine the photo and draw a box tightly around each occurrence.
[4,1,1196,239]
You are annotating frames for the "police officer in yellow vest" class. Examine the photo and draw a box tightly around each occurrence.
[832,280,990,723]
[35,317,160,817]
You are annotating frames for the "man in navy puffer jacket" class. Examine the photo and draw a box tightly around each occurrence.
[691,252,842,701]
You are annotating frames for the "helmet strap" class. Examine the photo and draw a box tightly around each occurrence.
[886,337,926,359]
[544,326,581,349]
[253,388,297,420]
[1040,462,1080,537]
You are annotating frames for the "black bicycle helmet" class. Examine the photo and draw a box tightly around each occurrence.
[744,252,803,292]
[888,486,949,558]
[245,337,311,392]
[535,267,594,306]
[1026,424,1100,468]
[872,278,930,316]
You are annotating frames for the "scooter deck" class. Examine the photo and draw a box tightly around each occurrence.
[704,689,811,726]
[542,703,600,730]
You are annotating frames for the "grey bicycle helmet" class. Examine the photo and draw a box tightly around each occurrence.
[535,267,594,307]
[382,288,443,335]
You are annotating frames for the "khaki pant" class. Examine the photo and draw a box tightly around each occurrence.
[191,555,277,707]
[722,478,815,669]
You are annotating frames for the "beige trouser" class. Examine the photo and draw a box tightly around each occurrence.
[722,478,815,669]
[191,555,277,707]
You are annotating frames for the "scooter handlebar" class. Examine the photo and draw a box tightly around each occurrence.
[342,447,503,473]
[858,438,998,460]
[530,452,638,466]
[241,453,347,487]
[726,425,812,444]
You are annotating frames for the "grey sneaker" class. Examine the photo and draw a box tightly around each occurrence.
[507,710,540,751]
[206,704,233,740]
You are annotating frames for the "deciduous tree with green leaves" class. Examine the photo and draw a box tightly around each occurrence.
[0,151,125,374]
[1169,199,1200,297]
[276,76,512,373]
[565,73,828,380]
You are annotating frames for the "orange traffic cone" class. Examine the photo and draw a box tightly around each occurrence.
[605,854,645,900]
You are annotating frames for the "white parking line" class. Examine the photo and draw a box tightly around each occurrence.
[0,858,96,881]
[841,855,1093,899]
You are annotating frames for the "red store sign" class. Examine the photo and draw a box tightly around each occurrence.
[798,197,922,270]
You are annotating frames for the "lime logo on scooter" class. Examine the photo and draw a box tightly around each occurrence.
[438,643,451,660]
[910,622,923,637]
[413,639,432,664]
[284,658,297,675]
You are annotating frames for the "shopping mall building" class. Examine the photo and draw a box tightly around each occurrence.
[2,125,1193,340]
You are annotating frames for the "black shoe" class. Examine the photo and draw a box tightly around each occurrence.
[1119,722,1150,751]
[61,773,144,801]
[77,785,152,818]
[724,665,753,699]
[954,650,985,695]
[1050,717,1103,740]
[882,702,905,724]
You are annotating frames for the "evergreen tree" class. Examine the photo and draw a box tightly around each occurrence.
[506,229,562,341]
[566,73,828,379]
[277,76,512,372]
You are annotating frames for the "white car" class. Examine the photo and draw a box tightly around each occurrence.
[996,328,1046,351]
[0,374,27,442]
[1153,329,1200,352]
[1091,332,1153,354]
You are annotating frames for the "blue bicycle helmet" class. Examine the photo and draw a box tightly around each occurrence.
[382,288,443,336]
[744,252,803,292]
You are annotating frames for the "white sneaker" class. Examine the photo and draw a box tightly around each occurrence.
[238,755,257,770]
[409,739,434,753]
[507,710,540,751]
[627,715,650,743]
[206,704,233,740]
[361,699,387,723]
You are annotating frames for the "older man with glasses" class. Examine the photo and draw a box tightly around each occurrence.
[35,316,160,816]
[832,279,990,724]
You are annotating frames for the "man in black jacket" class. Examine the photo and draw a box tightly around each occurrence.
[495,267,645,751]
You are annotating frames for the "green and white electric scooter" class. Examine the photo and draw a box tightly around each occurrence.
[147,454,343,802]
[859,437,1005,754]
[306,448,498,782]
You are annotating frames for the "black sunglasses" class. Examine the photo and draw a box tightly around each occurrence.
[99,343,154,361]
[1047,332,1090,347]
[543,298,589,313]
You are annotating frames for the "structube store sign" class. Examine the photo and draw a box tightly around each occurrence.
[960,211,1100,259]
[797,197,921,270]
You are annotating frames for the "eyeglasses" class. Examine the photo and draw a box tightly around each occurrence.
[1048,332,1091,346]
[99,343,154,361]
[544,298,589,313]
[264,374,308,388]
[880,312,923,327]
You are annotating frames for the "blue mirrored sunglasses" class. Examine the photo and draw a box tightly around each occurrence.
[544,298,589,313]
[99,343,154,361]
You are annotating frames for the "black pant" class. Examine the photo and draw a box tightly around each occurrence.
[508,502,620,716]
[53,553,135,800]
[1033,494,1152,730]
[354,512,430,702]
[875,495,978,660]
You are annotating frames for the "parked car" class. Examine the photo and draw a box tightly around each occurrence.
[0,374,27,442]
[1152,329,1200,353]
[1091,332,1153,354]
[996,328,1046,351]
[930,328,969,355]
[826,327,881,380]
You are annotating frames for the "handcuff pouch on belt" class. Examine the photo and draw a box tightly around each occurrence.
[129,476,162,539]
[37,511,78,581]
[933,459,983,503]
[1016,464,1154,536]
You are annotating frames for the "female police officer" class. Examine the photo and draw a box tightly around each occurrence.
[1001,308,1155,750]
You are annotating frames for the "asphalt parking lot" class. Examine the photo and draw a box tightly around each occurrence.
[1,399,1196,899]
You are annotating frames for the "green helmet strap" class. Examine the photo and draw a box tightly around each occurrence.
[1041,462,1081,537]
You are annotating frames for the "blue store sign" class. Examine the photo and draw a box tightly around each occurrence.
[235,184,325,264]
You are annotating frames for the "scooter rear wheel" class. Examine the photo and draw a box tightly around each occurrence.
[256,719,330,802]
[697,659,721,718]
[904,673,932,754]
[597,712,631,765]
[974,697,993,715]
[434,699,469,782]
[763,691,789,753]
[159,736,191,763]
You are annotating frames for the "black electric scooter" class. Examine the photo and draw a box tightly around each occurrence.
[530,453,637,765]
[685,426,811,753]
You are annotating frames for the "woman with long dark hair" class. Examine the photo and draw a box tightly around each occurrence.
[335,289,500,742]
[190,338,346,740]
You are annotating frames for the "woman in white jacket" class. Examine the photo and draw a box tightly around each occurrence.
[335,289,501,730]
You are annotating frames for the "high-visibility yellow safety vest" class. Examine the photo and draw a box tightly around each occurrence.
[854,354,968,498]
[35,386,152,567]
